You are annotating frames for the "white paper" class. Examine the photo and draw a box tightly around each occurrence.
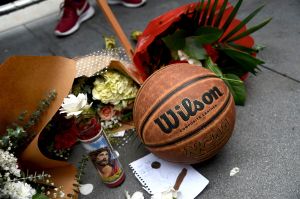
[112,130,126,137]
[129,153,209,199]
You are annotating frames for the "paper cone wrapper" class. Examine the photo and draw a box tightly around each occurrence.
[0,56,78,198]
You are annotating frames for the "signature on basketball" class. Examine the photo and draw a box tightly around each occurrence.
[183,118,231,158]
[153,86,224,134]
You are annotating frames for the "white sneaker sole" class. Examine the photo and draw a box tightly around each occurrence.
[54,5,95,36]
[108,0,146,8]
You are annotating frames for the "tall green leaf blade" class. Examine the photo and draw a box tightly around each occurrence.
[206,0,219,26]
[223,73,246,105]
[191,0,205,27]
[213,0,228,28]
[204,57,224,77]
[219,47,264,74]
[228,18,272,42]
[162,30,187,51]
[194,27,223,43]
[228,42,258,53]
[221,0,243,33]
[221,5,265,42]
[199,0,211,26]
[183,37,207,60]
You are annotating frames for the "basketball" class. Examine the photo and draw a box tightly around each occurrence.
[133,63,236,164]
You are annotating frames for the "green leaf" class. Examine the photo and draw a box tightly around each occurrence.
[221,0,243,33]
[199,0,211,26]
[223,74,246,105]
[192,0,204,28]
[227,18,272,42]
[219,47,264,74]
[194,27,223,44]
[162,30,187,51]
[206,0,219,26]
[213,0,228,28]
[221,5,265,42]
[32,193,49,199]
[183,37,207,60]
[227,43,258,54]
[204,57,223,77]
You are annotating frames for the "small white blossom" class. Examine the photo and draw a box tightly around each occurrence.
[151,187,179,199]
[0,149,21,178]
[125,191,144,199]
[59,93,92,119]
[230,167,240,176]
[59,191,65,198]
[178,50,202,66]
[2,181,36,199]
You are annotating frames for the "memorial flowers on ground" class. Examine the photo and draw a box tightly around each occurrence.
[40,68,139,159]
[133,0,271,105]
[0,91,67,199]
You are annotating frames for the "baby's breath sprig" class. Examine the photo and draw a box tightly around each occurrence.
[24,90,57,130]
[67,155,89,198]
[0,90,57,155]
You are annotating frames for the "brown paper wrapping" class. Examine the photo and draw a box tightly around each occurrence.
[0,56,78,198]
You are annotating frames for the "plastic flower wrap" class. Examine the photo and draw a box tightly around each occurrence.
[133,0,271,105]
[38,49,140,163]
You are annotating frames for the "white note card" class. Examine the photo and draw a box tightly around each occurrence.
[129,153,209,199]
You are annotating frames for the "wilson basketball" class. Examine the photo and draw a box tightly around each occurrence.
[133,63,236,164]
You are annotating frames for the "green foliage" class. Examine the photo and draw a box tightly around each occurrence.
[32,193,49,199]
[75,155,89,184]
[183,37,207,60]
[227,18,272,42]
[223,74,247,105]
[161,0,271,76]
[221,5,265,42]
[221,0,243,33]
[162,30,187,51]
[218,47,264,74]
[194,27,223,44]
[204,57,246,105]
[0,90,57,153]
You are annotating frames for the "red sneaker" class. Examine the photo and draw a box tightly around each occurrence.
[108,0,146,8]
[54,0,95,36]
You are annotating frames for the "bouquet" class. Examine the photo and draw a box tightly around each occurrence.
[40,52,140,158]
[133,0,271,105]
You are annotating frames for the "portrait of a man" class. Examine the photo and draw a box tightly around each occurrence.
[89,147,120,179]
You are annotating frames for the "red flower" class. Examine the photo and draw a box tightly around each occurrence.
[203,44,219,63]
[133,0,254,80]
[54,125,79,150]
[168,60,189,65]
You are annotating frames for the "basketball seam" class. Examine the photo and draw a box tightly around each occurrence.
[133,65,215,117]
[138,75,221,143]
[145,93,232,148]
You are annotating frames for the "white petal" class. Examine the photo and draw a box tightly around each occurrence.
[131,191,144,199]
[79,184,93,195]
[230,167,240,176]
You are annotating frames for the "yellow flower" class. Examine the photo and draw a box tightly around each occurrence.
[92,70,138,106]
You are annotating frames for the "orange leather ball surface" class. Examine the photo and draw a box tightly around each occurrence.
[133,63,236,164]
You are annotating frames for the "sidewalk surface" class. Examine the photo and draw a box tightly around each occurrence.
[0,0,299,198]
